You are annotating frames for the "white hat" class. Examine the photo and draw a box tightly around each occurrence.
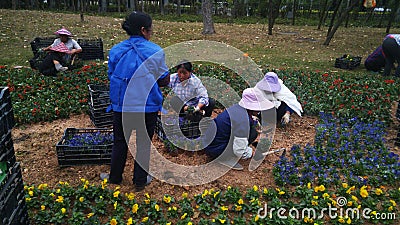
[238,88,274,111]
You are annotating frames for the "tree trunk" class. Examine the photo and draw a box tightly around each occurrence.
[378,6,389,28]
[327,0,342,36]
[324,0,358,46]
[80,0,85,22]
[386,0,400,34]
[160,0,165,15]
[202,0,215,34]
[12,0,17,9]
[177,0,182,16]
[267,0,282,35]
[292,0,296,25]
[317,0,329,30]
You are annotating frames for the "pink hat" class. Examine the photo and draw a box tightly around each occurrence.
[55,28,72,36]
[255,72,281,93]
[49,42,70,53]
[238,88,274,111]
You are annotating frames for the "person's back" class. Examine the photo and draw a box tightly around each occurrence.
[365,45,385,72]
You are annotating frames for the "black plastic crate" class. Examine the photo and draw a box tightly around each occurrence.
[155,115,209,141]
[0,87,14,137]
[0,131,17,186]
[56,128,113,166]
[89,110,113,128]
[334,55,362,70]
[77,38,104,60]
[0,162,25,225]
[88,84,110,108]
[4,201,29,225]
[30,37,54,56]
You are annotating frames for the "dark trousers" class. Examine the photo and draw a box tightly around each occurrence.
[109,111,157,186]
[170,96,216,117]
[382,37,400,77]
[38,52,66,76]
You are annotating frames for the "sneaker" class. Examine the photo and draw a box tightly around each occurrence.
[59,66,68,72]
[99,173,121,184]
[218,160,244,171]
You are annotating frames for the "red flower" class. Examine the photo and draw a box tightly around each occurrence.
[384,79,395,84]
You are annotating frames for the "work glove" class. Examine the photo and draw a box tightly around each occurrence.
[194,106,201,112]
[281,113,290,126]
[242,146,253,159]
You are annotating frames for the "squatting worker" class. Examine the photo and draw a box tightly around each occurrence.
[100,11,170,192]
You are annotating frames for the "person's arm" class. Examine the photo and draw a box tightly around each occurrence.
[383,58,394,76]
[69,39,82,55]
[193,77,209,112]
[232,137,253,159]
[157,72,170,87]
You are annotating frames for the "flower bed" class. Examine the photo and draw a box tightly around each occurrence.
[55,128,113,166]
[24,180,400,225]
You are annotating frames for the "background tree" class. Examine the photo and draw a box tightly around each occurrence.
[202,0,215,34]
[323,0,359,45]
[386,0,400,34]
[267,0,283,35]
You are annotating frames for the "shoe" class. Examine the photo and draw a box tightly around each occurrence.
[134,175,153,192]
[99,173,121,184]
[100,173,109,181]
[59,66,68,72]
[218,160,243,171]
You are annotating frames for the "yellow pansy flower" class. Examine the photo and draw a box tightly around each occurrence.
[342,183,348,189]
[253,185,258,191]
[87,213,94,218]
[313,196,318,199]
[263,188,268,194]
[145,193,150,199]
[235,205,243,211]
[307,183,311,189]
[219,219,226,224]
[142,217,149,222]
[388,206,393,211]
[61,208,66,214]
[79,197,84,202]
[375,188,383,195]
[56,196,64,203]
[38,183,48,190]
[338,216,345,223]
[188,222,193,225]
[126,192,135,201]
[113,191,120,198]
[351,195,358,202]
[132,204,139,214]
[114,201,118,210]
[41,205,45,210]
[56,189,60,193]
[279,191,285,195]
[254,215,259,222]
[214,191,220,198]
[181,213,187,219]
[346,218,351,224]
[182,192,188,198]
[145,199,150,204]
[221,206,228,211]
[28,191,34,196]
[390,200,396,206]
[110,218,117,225]
[347,201,353,207]
[311,200,318,206]
[238,199,244,205]
[360,186,368,198]
[323,193,330,198]
[127,218,133,225]
[155,204,160,211]
[164,195,172,203]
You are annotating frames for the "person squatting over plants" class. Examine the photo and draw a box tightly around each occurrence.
[202,88,274,170]
[364,45,386,73]
[381,34,400,77]
[254,72,303,126]
[100,11,170,192]
[38,42,71,76]
[168,60,215,121]
[41,28,82,74]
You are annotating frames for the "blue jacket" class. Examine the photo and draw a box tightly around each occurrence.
[203,104,252,158]
[108,36,169,112]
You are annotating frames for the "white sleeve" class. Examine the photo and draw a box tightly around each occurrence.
[233,136,253,159]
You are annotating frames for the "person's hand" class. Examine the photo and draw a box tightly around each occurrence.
[281,112,290,125]
[194,106,201,112]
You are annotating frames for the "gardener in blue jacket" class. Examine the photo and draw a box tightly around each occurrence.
[100,11,170,192]
[203,88,274,170]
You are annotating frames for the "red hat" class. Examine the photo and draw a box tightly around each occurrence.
[49,43,70,53]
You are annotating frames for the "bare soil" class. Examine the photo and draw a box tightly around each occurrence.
[12,110,399,199]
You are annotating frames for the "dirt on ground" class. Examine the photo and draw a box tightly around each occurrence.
[11,110,400,200]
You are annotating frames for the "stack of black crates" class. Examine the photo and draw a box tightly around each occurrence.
[396,101,400,147]
[88,84,113,128]
[0,87,29,225]
[334,55,362,70]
